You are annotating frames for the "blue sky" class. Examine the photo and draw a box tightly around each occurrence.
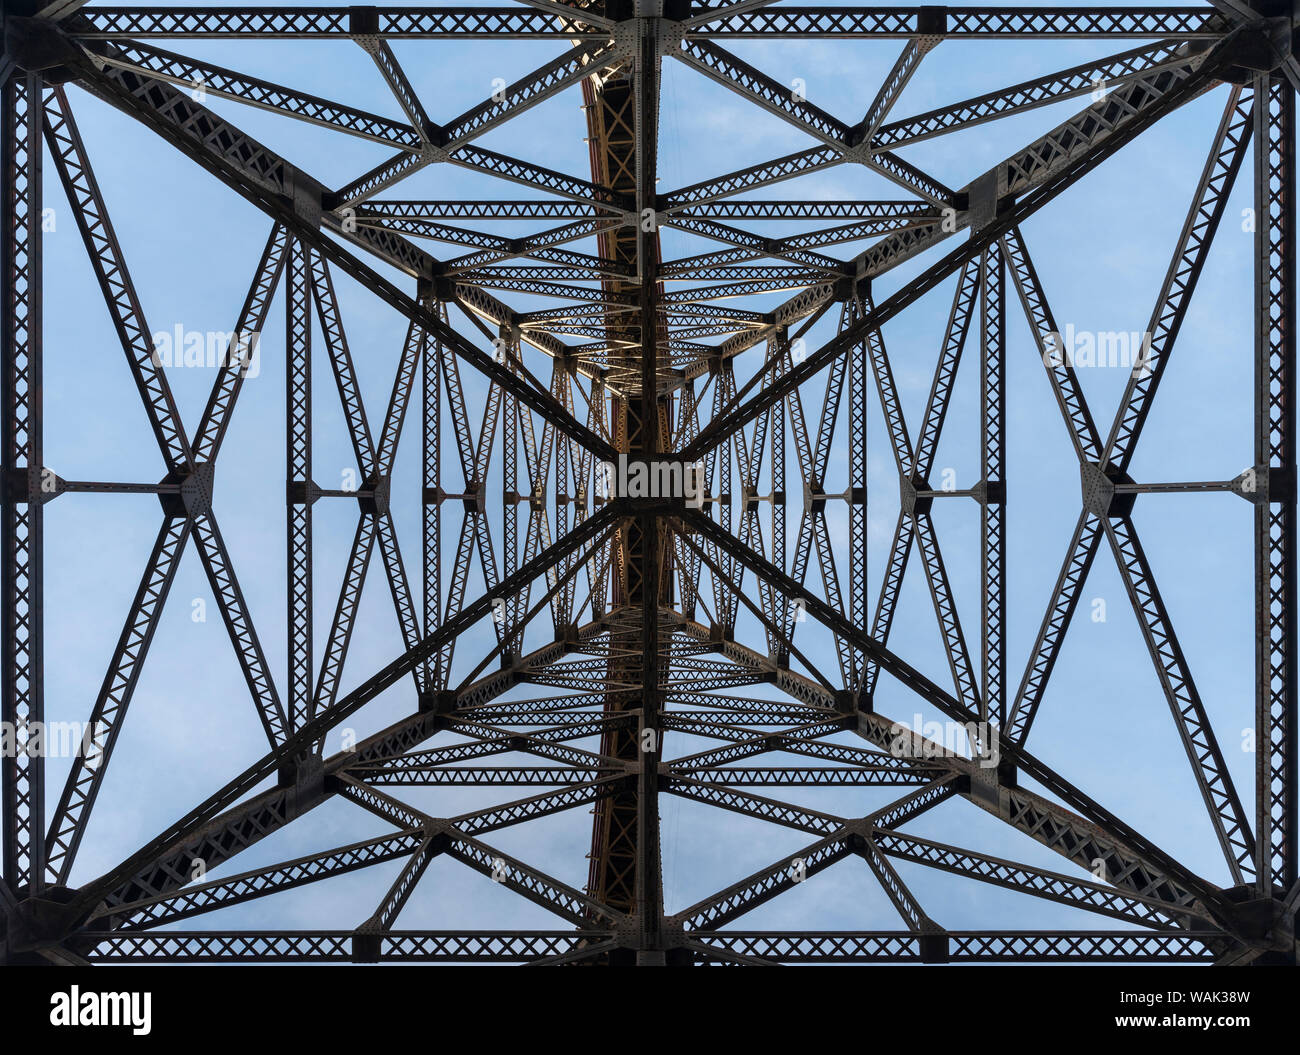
[30,0,1267,940]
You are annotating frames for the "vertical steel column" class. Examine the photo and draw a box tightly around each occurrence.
[1,71,44,894]
[772,327,788,666]
[286,238,313,732]
[980,243,1007,729]
[634,8,664,958]
[717,361,736,629]
[422,305,443,692]
[848,290,868,694]
[501,324,519,661]
[553,360,572,632]
[1254,71,1297,898]
[590,375,608,622]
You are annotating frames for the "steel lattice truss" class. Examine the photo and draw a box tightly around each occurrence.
[1,0,1297,966]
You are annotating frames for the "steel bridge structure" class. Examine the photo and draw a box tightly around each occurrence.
[0,0,1297,965]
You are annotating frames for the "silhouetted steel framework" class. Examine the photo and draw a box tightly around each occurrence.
[0,0,1296,965]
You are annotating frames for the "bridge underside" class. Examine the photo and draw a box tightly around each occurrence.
[0,0,1298,965]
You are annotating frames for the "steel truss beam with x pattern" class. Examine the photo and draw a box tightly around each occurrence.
[0,0,1297,965]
